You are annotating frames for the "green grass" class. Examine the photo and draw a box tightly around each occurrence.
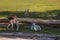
[0,10,58,19]
[0,27,60,34]
[0,0,60,12]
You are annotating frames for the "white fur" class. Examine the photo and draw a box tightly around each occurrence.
[31,23,41,31]
[7,18,19,31]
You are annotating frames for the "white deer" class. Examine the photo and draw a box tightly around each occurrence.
[31,23,41,31]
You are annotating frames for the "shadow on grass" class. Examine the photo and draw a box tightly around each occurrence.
[0,10,60,19]
[0,27,60,34]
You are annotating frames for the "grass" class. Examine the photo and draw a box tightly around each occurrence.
[0,22,60,34]
[0,27,60,34]
[0,0,60,12]
[0,11,58,19]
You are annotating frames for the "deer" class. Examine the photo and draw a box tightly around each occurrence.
[7,14,19,31]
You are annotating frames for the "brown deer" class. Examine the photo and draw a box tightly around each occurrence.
[7,14,19,31]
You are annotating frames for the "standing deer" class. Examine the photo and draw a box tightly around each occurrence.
[7,14,19,31]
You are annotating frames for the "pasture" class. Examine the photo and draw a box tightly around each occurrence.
[0,0,60,12]
[0,0,60,35]
[0,10,60,20]
[0,25,60,34]
[0,11,60,34]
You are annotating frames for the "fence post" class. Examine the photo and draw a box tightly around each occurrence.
[25,9,29,17]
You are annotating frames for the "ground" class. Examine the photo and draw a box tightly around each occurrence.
[0,37,32,40]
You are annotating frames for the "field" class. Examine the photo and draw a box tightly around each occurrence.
[0,0,60,34]
[0,10,60,20]
[0,27,60,34]
[0,0,60,19]
[0,0,60,12]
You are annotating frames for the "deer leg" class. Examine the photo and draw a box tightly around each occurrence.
[16,23,19,31]
[7,23,11,29]
[10,20,14,30]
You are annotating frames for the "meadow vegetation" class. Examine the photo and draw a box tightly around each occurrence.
[0,0,60,12]
[0,10,60,20]
[0,0,60,34]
